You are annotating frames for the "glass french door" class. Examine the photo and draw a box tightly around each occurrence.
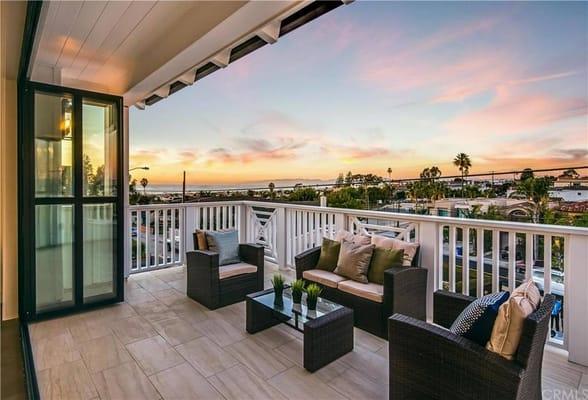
[21,82,123,319]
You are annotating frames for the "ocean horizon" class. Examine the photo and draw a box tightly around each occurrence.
[142,179,336,194]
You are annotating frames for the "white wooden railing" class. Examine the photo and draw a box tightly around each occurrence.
[127,200,588,366]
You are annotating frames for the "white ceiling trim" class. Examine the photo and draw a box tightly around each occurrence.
[124,1,311,107]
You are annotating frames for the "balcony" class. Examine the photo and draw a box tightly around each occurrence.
[27,200,588,398]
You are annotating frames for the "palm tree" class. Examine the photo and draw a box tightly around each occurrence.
[140,177,148,195]
[453,153,472,198]
[387,167,392,180]
[268,182,275,199]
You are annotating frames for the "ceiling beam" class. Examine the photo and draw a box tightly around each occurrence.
[210,48,231,68]
[257,20,281,44]
[123,1,307,106]
[177,70,196,86]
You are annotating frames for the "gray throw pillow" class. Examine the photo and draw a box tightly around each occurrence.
[205,230,241,266]
[333,240,374,283]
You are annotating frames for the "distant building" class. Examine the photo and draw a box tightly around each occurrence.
[553,176,588,188]
[549,187,588,202]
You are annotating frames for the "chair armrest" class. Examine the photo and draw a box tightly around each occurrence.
[186,250,221,308]
[186,250,220,275]
[388,314,523,399]
[239,244,265,290]
[433,290,476,329]
[294,247,321,279]
[239,243,264,267]
[383,267,427,321]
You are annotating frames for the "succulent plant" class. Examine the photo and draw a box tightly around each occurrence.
[291,279,305,303]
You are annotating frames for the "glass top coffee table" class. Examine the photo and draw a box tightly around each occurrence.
[246,287,354,372]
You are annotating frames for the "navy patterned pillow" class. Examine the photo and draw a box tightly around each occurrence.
[450,291,510,346]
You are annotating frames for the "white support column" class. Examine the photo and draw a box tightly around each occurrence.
[238,203,248,243]
[565,234,588,366]
[184,205,195,252]
[123,106,131,278]
[419,221,439,322]
[275,207,288,271]
[334,213,347,232]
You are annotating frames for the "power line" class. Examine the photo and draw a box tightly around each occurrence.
[157,165,588,194]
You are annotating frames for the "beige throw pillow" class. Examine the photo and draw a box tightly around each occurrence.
[371,235,419,267]
[195,230,208,250]
[486,280,541,360]
[335,229,371,245]
[333,240,374,284]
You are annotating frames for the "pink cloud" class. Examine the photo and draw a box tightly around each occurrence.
[446,87,588,137]
[320,143,394,163]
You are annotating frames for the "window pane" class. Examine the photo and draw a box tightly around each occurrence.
[34,92,73,197]
[83,99,118,196]
[35,204,74,312]
[83,203,116,301]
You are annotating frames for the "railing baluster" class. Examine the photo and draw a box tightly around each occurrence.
[492,230,500,292]
[544,234,552,294]
[525,232,533,280]
[178,207,183,265]
[462,227,470,295]
[154,209,159,266]
[146,210,150,269]
[476,228,484,296]
[313,213,319,246]
[508,231,516,290]
[437,224,444,291]
[163,209,168,264]
[448,225,456,292]
[228,205,233,229]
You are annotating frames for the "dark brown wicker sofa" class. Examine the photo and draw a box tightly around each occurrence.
[295,246,427,339]
[186,233,264,310]
[388,290,555,400]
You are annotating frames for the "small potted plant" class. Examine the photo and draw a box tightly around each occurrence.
[305,283,322,311]
[271,273,285,305]
[291,279,305,304]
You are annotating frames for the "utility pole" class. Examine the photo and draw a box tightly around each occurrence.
[182,171,186,203]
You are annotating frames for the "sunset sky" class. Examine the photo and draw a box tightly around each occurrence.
[130,1,588,186]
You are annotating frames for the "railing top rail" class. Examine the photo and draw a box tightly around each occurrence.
[128,200,588,236]
[240,201,588,236]
[129,201,238,211]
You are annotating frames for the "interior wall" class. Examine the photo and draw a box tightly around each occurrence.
[1,1,25,321]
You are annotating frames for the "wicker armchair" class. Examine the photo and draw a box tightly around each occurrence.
[388,290,555,400]
[186,233,264,310]
[295,246,427,339]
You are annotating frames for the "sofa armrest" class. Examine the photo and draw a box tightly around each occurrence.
[383,266,427,321]
[294,247,321,279]
[240,243,265,290]
[433,290,477,329]
[388,314,523,399]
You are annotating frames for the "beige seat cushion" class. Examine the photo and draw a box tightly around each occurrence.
[335,229,371,245]
[371,235,419,267]
[487,280,541,359]
[218,262,257,280]
[303,269,347,288]
[338,280,384,303]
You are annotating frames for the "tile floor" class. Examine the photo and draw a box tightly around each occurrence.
[30,264,588,400]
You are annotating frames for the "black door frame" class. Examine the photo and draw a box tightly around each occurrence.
[18,80,125,321]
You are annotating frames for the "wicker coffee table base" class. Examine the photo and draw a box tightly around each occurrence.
[246,288,354,372]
